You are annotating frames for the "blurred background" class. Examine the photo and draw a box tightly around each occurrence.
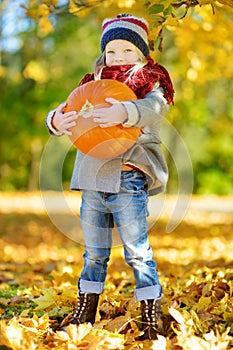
[1,0,233,195]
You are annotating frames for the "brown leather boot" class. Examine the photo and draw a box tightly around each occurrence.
[59,293,100,330]
[136,299,163,340]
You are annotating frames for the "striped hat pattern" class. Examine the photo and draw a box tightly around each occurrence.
[100,14,149,57]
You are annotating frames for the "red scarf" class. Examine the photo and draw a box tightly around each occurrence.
[79,56,174,104]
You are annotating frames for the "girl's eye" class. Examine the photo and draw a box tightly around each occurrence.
[106,50,115,54]
[125,49,132,53]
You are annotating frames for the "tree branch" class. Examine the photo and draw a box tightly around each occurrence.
[171,0,199,9]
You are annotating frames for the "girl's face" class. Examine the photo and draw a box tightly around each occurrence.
[105,39,141,66]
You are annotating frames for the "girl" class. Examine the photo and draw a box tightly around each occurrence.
[46,14,174,340]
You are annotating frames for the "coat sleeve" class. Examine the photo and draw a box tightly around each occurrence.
[121,84,168,128]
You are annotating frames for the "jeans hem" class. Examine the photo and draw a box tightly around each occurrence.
[79,279,104,294]
[134,285,162,301]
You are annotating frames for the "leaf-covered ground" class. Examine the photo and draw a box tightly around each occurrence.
[0,194,233,349]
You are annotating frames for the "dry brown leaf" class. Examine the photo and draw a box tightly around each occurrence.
[104,312,132,333]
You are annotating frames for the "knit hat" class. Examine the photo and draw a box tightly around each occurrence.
[100,14,149,57]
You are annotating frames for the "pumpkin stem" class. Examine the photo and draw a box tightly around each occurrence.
[78,99,94,118]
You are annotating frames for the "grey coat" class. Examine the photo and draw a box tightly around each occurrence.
[46,85,169,196]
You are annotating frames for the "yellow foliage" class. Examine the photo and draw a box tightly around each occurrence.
[172,5,233,84]
[0,318,39,349]
[33,288,57,311]
[196,295,212,311]
[53,323,125,349]
[217,0,233,6]
[198,0,213,4]
[164,16,179,28]
[148,26,161,42]
[149,0,171,10]
[38,17,54,35]
[69,0,95,17]
[0,65,7,78]
[38,3,50,17]
[23,60,49,83]
[117,0,136,8]
[169,307,231,349]
[20,314,50,332]
[69,0,146,19]
[104,311,132,332]
[23,0,233,40]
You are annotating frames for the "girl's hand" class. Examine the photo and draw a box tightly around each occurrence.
[52,102,77,135]
[92,98,127,128]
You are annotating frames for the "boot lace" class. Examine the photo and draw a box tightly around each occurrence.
[72,293,88,322]
[143,299,162,327]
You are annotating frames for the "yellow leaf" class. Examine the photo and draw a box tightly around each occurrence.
[20,313,50,331]
[211,293,229,315]
[196,296,212,311]
[217,0,233,6]
[87,328,125,349]
[50,270,77,286]
[60,288,77,302]
[148,26,161,41]
[190,309,204,333]
[20,309,30,317]
[164,16,179,28]
[198,0,213,4]
[117,0,136,8]
[39,17,54,35]
[69,0,80,14]
[69,0,92,17]
[33,288,57,310]
[223,311,233,321]
[38,4,50,17]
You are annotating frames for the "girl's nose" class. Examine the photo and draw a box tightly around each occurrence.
[114,54,124,62]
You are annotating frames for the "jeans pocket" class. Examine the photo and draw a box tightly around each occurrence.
[120,171,148,194]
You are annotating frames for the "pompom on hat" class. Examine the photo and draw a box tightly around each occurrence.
[100,14,150,57]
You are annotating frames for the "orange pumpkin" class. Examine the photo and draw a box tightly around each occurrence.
[64,79,140,159]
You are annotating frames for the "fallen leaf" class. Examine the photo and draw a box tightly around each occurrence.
[33,288,57,310]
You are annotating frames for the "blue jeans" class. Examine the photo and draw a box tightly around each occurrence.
[79,170,162,301]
